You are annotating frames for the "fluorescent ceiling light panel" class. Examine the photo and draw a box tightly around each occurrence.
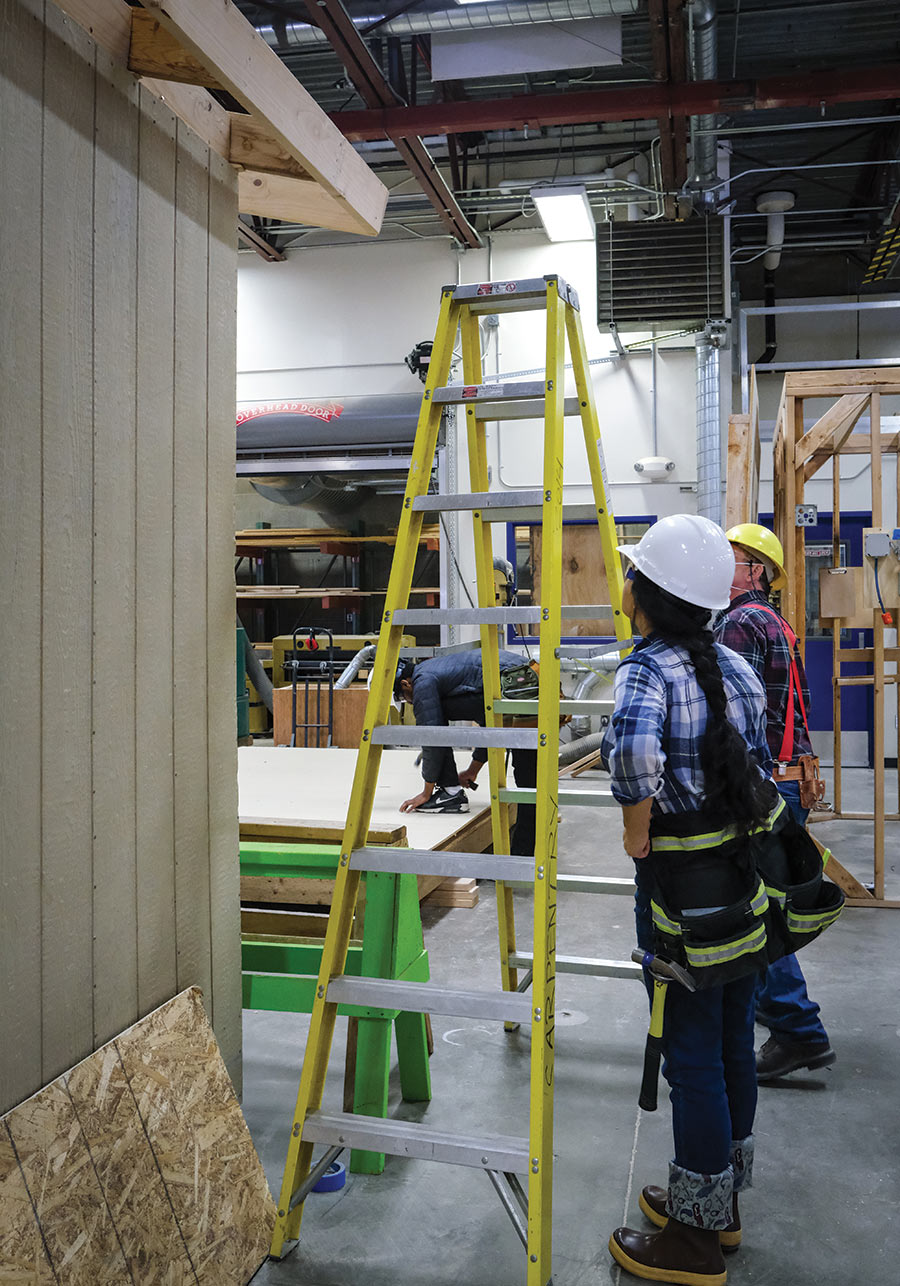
[433,19,622,78]
[531,185,595,242]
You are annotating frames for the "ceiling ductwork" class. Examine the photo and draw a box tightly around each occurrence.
[256,0,638,47]
[686,0,719,199]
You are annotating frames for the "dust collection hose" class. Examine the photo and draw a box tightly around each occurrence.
[557,730,606,767]
[238,618,274,713]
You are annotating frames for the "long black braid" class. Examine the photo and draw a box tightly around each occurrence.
[631,569,771,831]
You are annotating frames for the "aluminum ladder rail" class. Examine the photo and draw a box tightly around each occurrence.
[269,276,633,1285]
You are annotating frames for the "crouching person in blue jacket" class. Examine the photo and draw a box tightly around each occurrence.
[397,649,536,857]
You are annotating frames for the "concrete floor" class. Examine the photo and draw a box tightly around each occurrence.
[243,768,900,1286]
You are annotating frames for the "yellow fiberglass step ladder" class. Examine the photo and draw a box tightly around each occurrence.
[269,274,633,1285]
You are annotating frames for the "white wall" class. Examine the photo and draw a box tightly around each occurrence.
[237,232,708,526]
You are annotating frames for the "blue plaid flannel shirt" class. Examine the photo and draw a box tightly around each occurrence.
[599,633,771,813]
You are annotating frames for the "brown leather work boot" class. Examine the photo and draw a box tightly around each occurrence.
[639,1184,742,1252]
[609,1219,727,1286]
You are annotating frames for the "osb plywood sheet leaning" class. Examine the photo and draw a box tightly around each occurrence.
[0,988,275,1284]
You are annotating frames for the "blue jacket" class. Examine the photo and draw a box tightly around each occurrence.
[410,649,526,781]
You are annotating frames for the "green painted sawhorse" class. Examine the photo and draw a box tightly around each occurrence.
[240,838,432,1174]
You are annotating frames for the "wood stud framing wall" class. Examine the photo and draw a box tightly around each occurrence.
[773,368,900,909]
[0,0,241,1113]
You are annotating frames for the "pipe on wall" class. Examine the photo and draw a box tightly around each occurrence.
[695,329,722,525]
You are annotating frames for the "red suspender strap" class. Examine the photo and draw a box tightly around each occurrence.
[754,604,811,761]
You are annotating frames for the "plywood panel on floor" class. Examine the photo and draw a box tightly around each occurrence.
[0,989,273,1285]
[114,989,273,1283]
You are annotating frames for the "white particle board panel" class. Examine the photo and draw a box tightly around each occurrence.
[238,747,489,850]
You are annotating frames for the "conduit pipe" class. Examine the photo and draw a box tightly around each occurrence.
[257,0,640,46]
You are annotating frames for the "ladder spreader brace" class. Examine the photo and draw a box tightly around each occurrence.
[268,275,633,1285]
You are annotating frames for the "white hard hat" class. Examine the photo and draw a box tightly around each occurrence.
[618,514,735,611]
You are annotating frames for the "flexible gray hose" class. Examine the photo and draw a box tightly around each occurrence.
[240,627,274,713]
[558,730,606,768]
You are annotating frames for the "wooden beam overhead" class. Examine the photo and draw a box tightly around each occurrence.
[51,0,387,238]
[137,0,386,236]
[128,9,223,89]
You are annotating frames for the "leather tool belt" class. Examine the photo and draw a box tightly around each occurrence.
[774,754,826,808]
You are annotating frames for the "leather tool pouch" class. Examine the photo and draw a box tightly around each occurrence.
[797,755,826,809]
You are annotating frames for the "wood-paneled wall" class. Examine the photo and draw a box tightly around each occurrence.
[0,0,241,1113]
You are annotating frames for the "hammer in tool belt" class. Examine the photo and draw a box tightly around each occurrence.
[631,949,696,1112]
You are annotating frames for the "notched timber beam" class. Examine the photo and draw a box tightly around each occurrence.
[137,0,387,236]
[53,0,385,236]
[238,171,377,235]
[128,8,222,88]
[230,115,312,181]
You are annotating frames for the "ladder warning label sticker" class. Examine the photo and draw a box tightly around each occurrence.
[476,281,518,295]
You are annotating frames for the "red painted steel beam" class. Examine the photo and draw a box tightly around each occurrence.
[306,0,481,246]
[333,64,900,142]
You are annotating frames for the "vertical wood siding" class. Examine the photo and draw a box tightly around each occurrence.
[0,0,240,1114]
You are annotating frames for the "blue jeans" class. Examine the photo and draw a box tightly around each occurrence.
[633,859,757,1173]
[755,781,830,1046]
[662,972,758,1175]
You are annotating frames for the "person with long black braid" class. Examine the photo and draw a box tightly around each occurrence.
[600,515,775,1286]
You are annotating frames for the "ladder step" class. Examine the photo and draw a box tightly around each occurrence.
[509,952,643,980]
[302,1111,530,1173]
[495,698,611,715]
[371,725,538,749]
[399,640,482,658]
[351,847,535,882]
[392,604,611,626]
[411,490,543,513]
[449,275,579,314]
[499,787,617,808]
[556,639,634,659]
[327,977,532,1024]
[474,395,582,421]
[433,380,545,406]
[504,874,635,896]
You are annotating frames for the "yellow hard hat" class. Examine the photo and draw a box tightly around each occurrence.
[725,523,787,591]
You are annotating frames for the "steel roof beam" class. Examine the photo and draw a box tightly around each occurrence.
[333,63,900,142]
[306,0,481,247]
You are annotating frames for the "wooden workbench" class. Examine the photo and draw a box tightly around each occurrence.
[237,747,495,906]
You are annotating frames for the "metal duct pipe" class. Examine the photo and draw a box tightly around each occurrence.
[570,670,602,737]
[687,0,719,196]
[335,644,377,689]
[257,0,639,47]
[695,327,723,525]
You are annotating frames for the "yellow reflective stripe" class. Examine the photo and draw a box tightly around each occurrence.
[650,900,681,935]
[786,905,843,934]
[651,799,785,854]
[651,830,726,853]
[820,847,831,870]
[749,880,769,916]
[765,884,787,908]
[683,922,767,967]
